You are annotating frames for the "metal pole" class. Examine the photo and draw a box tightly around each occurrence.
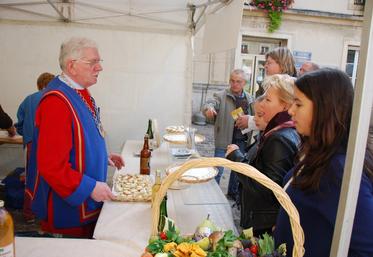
[330,1,373,256]
[46,0,70,22]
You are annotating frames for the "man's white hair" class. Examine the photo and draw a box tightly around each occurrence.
[230,69,249,82]
[59,37,98,71]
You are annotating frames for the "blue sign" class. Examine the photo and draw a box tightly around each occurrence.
[293,50,312,69]
[293,51,312,59]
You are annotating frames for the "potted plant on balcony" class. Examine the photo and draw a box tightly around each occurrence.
[248,0,294,32]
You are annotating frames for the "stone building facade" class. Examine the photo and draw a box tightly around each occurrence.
[192,0,365,114]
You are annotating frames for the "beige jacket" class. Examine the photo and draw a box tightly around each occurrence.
[203,88,254,149]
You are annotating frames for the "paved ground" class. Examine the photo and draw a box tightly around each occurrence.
[192,123,241,232]
[3,123,241,235]
[192,123,224,185]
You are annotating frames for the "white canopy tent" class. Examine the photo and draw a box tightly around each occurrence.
[0,0,236,153]
[0,0,233,33]
[1,1,373,257]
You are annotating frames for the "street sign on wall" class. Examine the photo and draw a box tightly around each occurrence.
[293,50,312,69]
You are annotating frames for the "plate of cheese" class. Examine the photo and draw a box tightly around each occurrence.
[112,174,152,202]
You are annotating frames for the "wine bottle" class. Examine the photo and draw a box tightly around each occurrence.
[158,193,168,232]
[146,119,154,140]
[0,200,15,257]
[140,134,151,175]
[152,169,162,205]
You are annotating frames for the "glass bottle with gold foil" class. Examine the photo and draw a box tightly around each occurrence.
[140,134,151,175]
[0,200,15,257]
[152,169,162,205]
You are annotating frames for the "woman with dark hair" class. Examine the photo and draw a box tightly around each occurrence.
[274,68,373,257]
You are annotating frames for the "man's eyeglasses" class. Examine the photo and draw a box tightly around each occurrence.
[73,59,103,67]
[230,79,244,84]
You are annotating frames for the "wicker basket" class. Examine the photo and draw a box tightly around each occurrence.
[151,157,305,257]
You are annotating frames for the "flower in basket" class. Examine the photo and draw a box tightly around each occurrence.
[247,0,294,32]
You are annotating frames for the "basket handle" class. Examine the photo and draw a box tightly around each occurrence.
[151,157,304,257]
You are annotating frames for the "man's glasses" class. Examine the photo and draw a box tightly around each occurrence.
[230,79,244,84]
[73,59,103,67]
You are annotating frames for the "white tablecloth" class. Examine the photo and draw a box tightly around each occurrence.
[93,140,236,256]
[15,237,135,257]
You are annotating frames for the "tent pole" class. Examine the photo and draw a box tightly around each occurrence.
[46,0,70,22]
[330,1,373,256]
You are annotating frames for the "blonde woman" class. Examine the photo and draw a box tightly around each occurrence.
[264,47,297,77]
[237,47,296,129]
[226,74,300,235]
[252,47,297,100]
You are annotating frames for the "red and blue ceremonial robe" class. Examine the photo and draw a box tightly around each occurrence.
[25,77,108,237]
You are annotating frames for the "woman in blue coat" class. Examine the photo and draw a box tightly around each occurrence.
[274,68,373,257]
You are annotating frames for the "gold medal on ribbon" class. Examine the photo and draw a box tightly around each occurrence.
[99,123,105,138]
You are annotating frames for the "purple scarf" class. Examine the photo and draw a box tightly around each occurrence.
[260,111,295,144]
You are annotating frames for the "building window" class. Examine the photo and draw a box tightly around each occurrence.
[241,43,249,54]
[354,0,365,5]
[345,46,359,86]
[348,0,364,12]
[259,44,270,55]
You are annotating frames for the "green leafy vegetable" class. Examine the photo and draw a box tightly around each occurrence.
[258,233,275,256]
[239,227,254,240]
[222,230,237,248]
[147,240,166,254]
[277,243,287,256]
[207,230,237,257]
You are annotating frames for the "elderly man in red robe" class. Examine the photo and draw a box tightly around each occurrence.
[26,37,124,238]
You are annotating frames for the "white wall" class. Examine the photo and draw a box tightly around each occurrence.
[240,13,362,69]
[0,21,192,153]
[294,0,359,15]
[281,19,361,68]
[193,26,234,85]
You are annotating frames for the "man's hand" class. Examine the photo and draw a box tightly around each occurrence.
[108,153,125,169]
[204,107,217,119]
[225,144,239,157]
[7,126,16,137]
[91,181,115,202]
[235,115,249,129]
